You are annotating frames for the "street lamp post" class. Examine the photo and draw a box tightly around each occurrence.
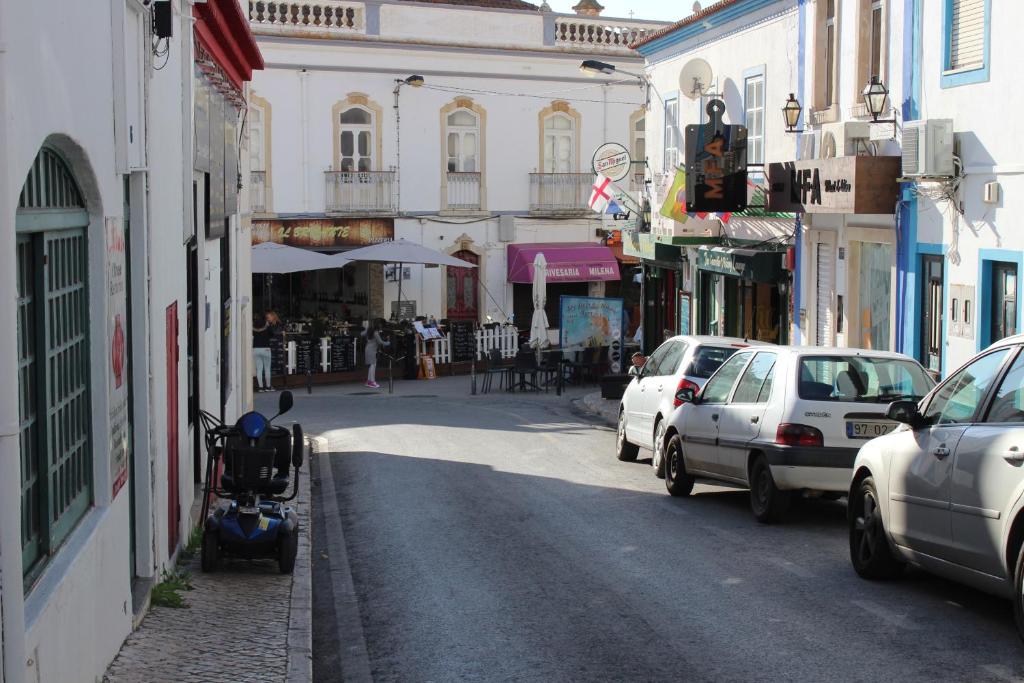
[393,75,425,212]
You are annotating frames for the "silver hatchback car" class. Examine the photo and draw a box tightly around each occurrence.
[849,334,1024,640]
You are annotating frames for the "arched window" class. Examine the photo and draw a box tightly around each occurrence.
[542,113,575,173]
[446,109,479,173]
[17,146,93,579]
[339,107,374,172]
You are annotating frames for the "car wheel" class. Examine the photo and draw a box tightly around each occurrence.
[201,529,219,573]
[849,476,903,579]
[653,419,667,479]
[1013,541,1024,642]
[664,434,694,497]
[616,410,639,462]
[749,455,790,523]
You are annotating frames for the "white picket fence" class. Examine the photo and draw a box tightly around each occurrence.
[416,326,519,363]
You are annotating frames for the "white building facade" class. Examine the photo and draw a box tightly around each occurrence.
[246,0,665,342]
[0,1,261,680]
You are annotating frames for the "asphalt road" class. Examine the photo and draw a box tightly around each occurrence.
[272,378,1024,682]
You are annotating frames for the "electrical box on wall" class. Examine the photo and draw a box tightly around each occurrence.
[983,181,1001,204]
[153,0,174,39]
[498,215,515,243]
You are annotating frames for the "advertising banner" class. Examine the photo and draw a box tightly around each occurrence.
[252,218,394,249]
[107,217,130,499]
[559,296,624,350]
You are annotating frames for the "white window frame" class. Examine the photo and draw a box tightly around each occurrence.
[542,112,575,173]
[663,98,679,173]
[743,73,765,167]
[446,109,480,173]
[339,106,375,173]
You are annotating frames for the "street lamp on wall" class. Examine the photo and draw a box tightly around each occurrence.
[393,75,425,212]
[862,75,897,139]
[782,93,803,134]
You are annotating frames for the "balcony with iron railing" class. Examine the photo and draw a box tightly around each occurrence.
[325,171,397,214]
[445,172,482,212]
[250,170,267,213]
[528,173,593,215]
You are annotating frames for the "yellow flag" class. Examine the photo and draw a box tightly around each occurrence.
[658,168,688,224]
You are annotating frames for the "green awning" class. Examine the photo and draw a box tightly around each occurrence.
[696,246,788,283]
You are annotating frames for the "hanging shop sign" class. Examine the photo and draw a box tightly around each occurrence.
[106,217,130,499]
[696,246,787,283]
[592,142,632,182]
[685,99,748,213]
[252,218,395,249]
[767,156,901,214]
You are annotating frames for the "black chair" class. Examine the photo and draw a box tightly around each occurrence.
[578,346,607,384]
[512,350,540,392]
[481,348,510,394]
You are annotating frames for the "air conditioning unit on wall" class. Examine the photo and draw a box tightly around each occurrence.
[820,122,871,157]
[902,119,954,178]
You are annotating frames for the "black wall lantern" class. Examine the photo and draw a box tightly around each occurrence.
[862,76,896,138]
[782,93,803,133]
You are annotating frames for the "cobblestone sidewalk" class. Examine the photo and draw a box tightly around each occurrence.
[104,464,312,683]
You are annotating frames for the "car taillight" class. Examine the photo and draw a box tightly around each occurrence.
[674,378,701,407]
[775,423,824,448]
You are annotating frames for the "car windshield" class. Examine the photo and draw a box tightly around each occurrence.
[685,346,741,379]
[798,355,934,403]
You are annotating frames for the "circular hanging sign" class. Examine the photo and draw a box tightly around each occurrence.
[591,142,632,182]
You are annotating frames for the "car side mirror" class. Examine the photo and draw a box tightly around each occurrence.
[887,399,922,428]
[675,387,696,404]
[278,390,294,417]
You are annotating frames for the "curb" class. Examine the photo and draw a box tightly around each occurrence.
[286,438,314,683]
[575,392,619,427]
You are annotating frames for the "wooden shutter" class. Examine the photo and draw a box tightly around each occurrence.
[949,0,986,71]
[816,243,834,346]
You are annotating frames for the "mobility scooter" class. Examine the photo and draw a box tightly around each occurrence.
[198,391,305,574]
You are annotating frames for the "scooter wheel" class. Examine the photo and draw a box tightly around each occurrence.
[278,530,298,575]
[201,530,219,573]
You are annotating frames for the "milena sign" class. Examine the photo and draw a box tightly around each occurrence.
[767,156,901,214]
[547,263,619,282]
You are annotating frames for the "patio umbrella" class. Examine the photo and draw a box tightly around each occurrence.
[251,241,348,274]
[334,238,477,318]
[529,252,549,351]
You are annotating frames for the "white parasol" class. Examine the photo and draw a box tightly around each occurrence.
[529,252,550,350]
[251,241,348,274]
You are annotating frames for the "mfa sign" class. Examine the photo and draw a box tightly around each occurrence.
[685,99,748,213]
[767,156,901,214]
[592,143,632,182]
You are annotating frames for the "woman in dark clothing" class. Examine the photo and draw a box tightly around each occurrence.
[253,310,280,392]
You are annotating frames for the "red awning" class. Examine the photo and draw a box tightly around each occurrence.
[507,243,620,283]
[194,0,264,91]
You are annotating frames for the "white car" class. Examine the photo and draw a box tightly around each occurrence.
[663,346,935,522]
[616,336,765,474]
[848,334,1024,639]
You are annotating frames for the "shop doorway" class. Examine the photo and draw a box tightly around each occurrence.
[699,271,719,336]
[991,262,1018,344]
[446,249,479,321]
[920,254,944,374]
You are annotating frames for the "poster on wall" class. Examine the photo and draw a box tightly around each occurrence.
[107,217,130,499]
[679,292,692,335]
[559,296,624,350]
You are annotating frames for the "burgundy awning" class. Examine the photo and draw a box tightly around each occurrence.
[507,242,620,283]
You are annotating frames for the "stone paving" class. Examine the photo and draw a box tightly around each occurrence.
[104,463,311,683]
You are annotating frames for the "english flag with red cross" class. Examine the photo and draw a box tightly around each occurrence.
[588,174,622,214]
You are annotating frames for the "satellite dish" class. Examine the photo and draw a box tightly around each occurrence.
[679,58,713,100]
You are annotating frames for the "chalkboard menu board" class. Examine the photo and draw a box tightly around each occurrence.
[330,335,356,372]
[450,321,476,362]
[269,336,286,375]
[294,337,315,374]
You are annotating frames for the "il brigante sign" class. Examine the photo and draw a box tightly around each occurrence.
[767,156,900,214]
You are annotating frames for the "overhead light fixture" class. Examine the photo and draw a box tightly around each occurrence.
[580,59,617,76]
[403,74,425,87]
[782,93,803,134]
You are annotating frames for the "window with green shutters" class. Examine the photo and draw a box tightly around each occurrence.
[16,147,93,585]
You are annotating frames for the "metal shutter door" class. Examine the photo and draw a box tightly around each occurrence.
[816,243,834,346]
[950,0,985,71]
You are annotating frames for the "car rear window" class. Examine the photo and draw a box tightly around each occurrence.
[685,346,741,379]
[798,355,935,403]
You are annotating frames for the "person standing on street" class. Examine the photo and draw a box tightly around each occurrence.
[362,318,390,389]
[253,310,280,392]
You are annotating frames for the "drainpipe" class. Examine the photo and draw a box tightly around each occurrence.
[0,0,28,677]
[394,81,402,213]
[299,69,309,211]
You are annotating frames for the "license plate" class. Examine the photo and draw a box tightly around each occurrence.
[846,421,896,439]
